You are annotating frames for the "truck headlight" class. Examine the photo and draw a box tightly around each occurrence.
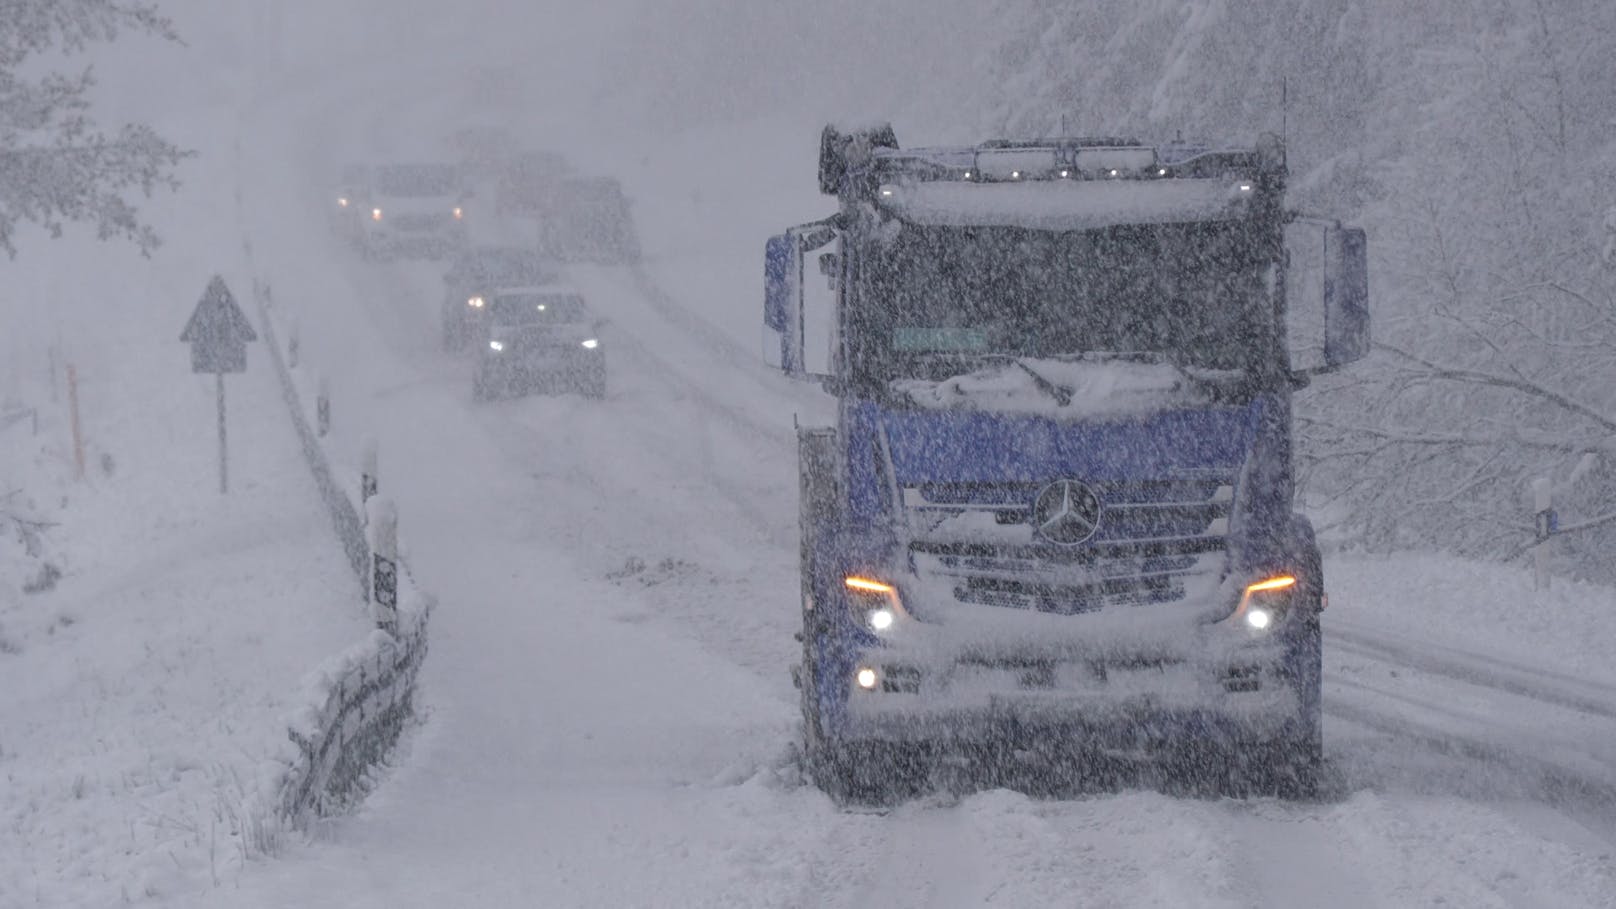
[1229,575,1296,632]
[488,340,504,352]
[468,296,485,309]
[844,576,904,633]
[580,338,599,349]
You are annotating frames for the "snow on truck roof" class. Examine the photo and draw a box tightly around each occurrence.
[876,178,1256,231]
[857,139,1273,230]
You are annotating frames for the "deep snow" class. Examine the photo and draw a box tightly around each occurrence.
[2,2,1614,906]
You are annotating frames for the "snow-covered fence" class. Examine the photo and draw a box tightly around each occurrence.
[251,279,367,584]
[280,598,430,818]
[248,277,433,825]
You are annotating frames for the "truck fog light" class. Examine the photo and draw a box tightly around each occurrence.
[845,576,905,632]
[855,667,879,690]
[1230,574,1296,632]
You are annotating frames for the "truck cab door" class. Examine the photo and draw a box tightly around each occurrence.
[764,223,842,380]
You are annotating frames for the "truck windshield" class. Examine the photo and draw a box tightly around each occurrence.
[850,220,1276,385]
[375,165,458,197]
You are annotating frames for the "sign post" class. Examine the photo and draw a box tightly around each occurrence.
[1531,476,1555,591]
[180,276,257,494]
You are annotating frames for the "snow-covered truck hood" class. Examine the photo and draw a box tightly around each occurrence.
[876,177,1253,231]
[868,360,1258,487]
[889,356,1231,422]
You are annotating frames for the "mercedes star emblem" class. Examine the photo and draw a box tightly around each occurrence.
[1031,480,1102,545]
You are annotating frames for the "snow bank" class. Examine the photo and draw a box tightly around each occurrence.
[1327,551,1616,688]
[0,137,371,902]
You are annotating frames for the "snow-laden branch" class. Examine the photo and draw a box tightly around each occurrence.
[1376,342,1616,435]
[1296,416,1609,456]
[0,0,185,256]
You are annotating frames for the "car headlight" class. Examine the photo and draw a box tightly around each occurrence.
[488,340,504,352]
[337,197,349,208]
[371,208,383,221]
[1228,574,1297,632]
[580,338,599,349]
[844,576,903,633]
[453,207,463,219]
[468,296,485,309]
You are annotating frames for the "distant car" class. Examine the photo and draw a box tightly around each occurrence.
[473,288,605,400]
[356,163,471,260]
[441,246,558,350]
[328,163,370,241]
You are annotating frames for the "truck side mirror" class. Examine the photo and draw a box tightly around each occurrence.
[1285,222,1370,375]
[1323,226,1369,369]
[762,225,840,380]
[763,233,797,372]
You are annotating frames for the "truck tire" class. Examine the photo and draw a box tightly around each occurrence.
[792,428,932,805]
[812,741,929,807]
[796,428,837,789]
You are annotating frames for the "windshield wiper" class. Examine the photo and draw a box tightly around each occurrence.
[1010,358,1073,407]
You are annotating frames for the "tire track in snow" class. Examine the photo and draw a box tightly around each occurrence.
[1330,621,1616,721]
[628,263,760,374]
[1324,688,1616,833]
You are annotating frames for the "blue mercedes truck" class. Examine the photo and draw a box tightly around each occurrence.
[763,126,1369,802]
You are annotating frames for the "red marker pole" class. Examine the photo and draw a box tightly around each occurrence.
[217,371,228,494]
[67,364,85,481]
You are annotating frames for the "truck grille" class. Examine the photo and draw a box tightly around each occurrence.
[905,477,1233,615]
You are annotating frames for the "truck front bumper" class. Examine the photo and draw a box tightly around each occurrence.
[821,587,1316,751]
[839,654,1300,750]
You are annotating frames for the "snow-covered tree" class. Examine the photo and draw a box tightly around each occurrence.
[0,0,187,257]
[980,0,1616,575]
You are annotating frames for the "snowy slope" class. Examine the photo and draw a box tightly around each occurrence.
[0,102,371,908]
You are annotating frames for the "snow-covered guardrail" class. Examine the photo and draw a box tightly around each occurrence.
[249,277,433,825]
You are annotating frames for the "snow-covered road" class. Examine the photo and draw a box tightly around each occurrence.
[151,44,1616,908]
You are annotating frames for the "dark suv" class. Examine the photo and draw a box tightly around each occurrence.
[473,289,606,400]
[441,246,556,350]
